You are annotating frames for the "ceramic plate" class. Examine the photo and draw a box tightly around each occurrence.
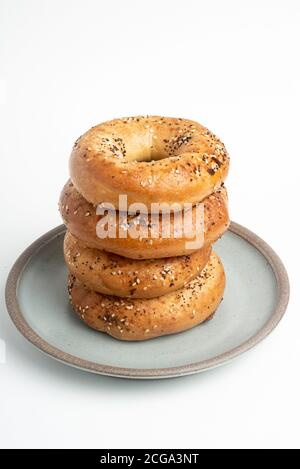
[5,222,289,379]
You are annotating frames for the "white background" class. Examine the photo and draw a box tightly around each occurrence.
[0,0,299,449]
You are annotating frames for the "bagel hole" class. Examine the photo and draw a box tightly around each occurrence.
[119,126,192,162]
[124,144,171,163]
[125,142,176,163]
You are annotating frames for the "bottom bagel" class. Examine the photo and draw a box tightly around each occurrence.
[68,252,225,341]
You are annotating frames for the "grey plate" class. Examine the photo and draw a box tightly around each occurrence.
[5,222,289,379]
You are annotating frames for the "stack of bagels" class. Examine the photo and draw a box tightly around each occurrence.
[59,116,230,340]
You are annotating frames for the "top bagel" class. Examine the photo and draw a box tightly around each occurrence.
[70,116,230,211]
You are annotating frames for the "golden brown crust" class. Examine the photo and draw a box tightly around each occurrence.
[64,230,212,298]
[69,116,229,210]
[59,181,229,259]
[68,252,225,341]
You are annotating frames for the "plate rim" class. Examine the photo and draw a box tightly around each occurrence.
[5,222,290,379]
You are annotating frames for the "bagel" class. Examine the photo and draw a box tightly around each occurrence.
[59,181,229,259]
[68,252,225,341]
[69,116,229,211]
[64,230,212,298]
